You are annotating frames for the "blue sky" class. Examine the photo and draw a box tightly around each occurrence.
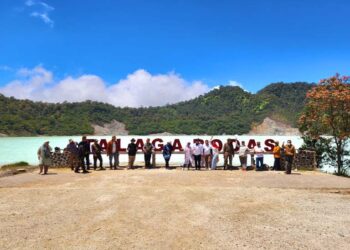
[0,0,349,106]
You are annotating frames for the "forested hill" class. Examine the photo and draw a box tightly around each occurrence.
[0,82,314,136]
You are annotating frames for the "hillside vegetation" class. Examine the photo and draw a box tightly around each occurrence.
[0,82,313,136]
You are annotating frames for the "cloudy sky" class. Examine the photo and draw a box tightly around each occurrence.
[0,0,349,107]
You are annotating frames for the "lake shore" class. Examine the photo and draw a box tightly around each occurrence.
[1,169,349,249]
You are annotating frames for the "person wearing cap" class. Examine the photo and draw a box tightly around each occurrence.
[127,138,138,169]
[92,139,105,170]
[283,140,296,174]
[143,138,154,169]
[272,141,281,171]
[37,141,52,175]
[163,141,173,169]
[107,135,119,170]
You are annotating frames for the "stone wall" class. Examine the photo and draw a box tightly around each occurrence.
[293,150,317,169]
[50,151,79,168]
[49,150,317,169]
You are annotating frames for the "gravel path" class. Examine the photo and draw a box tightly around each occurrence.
[0,169,349,250]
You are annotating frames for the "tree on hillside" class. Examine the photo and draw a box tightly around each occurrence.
[299,74,350,175]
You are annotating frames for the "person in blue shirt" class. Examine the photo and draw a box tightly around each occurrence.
[162,141,173,169]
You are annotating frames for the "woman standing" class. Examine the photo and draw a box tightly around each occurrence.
[163,141,173,169]
[37,141,52,175]
[211,144,220,170]
[183,142,193,170]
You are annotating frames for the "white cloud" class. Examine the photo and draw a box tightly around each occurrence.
[25,0,54,27]
[211,80,249,92]
[0,66,210,107]
[228,80,249,92]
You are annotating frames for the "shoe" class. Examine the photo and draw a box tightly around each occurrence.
[100,168,106,170]
[82,171,90,174]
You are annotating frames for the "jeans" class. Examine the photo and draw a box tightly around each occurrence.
[93,154,103,169]
[76,154,89,172]
[256,157,264,170]
[273,158,281,171]
[285,155,294,174]
[211,154,218,170]
[109,152,119,169]
[194,155,201,170]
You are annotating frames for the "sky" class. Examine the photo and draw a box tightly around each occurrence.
[0,0,349,107]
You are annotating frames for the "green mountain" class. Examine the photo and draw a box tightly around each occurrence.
[0,82,314,136]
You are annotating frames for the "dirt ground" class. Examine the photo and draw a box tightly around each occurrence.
[0,168,349,250]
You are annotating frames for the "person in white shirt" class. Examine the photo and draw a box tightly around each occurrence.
[238,141,249,170]
[183,142,193,170]
[192,140,204,170]
[253,142,265,171]
[202,140,212,169]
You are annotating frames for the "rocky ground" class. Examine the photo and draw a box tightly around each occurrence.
[0,168,349,250]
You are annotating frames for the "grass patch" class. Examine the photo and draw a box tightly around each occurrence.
[1,161,30,170]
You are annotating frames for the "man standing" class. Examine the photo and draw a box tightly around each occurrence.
[203,140,212,170]
[66,139,79,171]
[273,141,281,171]
[192,140,204,170]
[143,138,154,169]
[37,141,52,175]
[77,136,90,173]
[253,142,265,171]
[92,140,105,170]
[107,136,119,170]
[223,139,234,170]
[127,138,137,169]
[283,140,296,174]
[238,141,249,170]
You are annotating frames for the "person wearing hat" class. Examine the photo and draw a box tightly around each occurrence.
[92,139,105,170]
[272,141,281,171]
[127,138,138,169]
[37,141,52,175]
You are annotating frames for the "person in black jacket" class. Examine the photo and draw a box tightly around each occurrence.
[76,136,90,173]
[127,138,137,169]
[163,141,173,169]
[92,140,105,170]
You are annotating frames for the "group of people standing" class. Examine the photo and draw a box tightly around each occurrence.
[181,139,296,173]
[37,136,297,175]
